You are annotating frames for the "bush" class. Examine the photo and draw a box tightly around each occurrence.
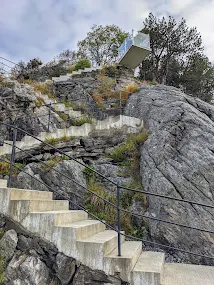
[74,59,91,71]
[23,80,55,99]
[35,97,45,107]
[41,155,69,172]
[85,184,133,233]
[71,116,93,126]
[0,162,24,176]
[45,135,72,146]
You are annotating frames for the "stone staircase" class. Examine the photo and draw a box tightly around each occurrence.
[51,66,102,82]
[1,179,214,284]
[0,115,143,156]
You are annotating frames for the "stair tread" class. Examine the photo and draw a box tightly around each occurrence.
[133,251,165,272]
[80,230,117,243]
[163,263,214,285]
[105,241,142,258]
[58,219,102,228]
[30,210,83,214]
[10,188,51,193]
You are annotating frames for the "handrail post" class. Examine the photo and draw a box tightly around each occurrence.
[47,102,51,132]
[8,124,17,188]
[117,185,121,256]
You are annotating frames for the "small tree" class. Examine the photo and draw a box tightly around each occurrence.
[181,53,214,102]
[74,59,91,71]
[26,58,43,70]
[77,25,128,66]
[57,49,77,65]
[140,13,203,84]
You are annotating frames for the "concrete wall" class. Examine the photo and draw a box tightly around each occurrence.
[0,115,144,156]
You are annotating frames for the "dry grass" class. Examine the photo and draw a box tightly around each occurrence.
[0,162,24,176]
[92,82,140,105]
[23,80,55,99]
[85,184,133,233]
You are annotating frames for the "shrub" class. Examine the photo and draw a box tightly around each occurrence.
[85,184,133,233]
[71,116,93,126]
[109,130,148,163]
[41,155,68,172]
[109,129,148,182]
[35,97,45,107]
[124,83,139,94]
[74,59,91,71]
[45,135,71,146]
[23,80,55,99]
[0,162,24,176]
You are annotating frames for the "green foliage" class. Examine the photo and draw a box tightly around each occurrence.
[139,13,214,102]
[83,165,96,185]
[77,24,128,65]
[109,130,148,163]
[0,256,5,284]
[44,135,72,146]
[71,116,93,126]
[140,13,203,84]
[34,97,45,107]
[0,232,4,239]
[41,155,69,172]
[74,59,91,71]
[181,53,214,102]
[0,162,24,176]
[85,184,133,233]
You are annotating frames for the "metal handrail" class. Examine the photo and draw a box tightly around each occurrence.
[2,140,214,235]
[1,122,214,260]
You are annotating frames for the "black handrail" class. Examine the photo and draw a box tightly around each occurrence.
[1,156,214,260]
[1,122,214,260]
[2,141,214,235]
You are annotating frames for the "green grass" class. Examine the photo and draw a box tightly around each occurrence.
[34,97,45,107]
[0,256,5,284]
[0,162,24,176]
[109,130,148,163]
[44,135,73,146]
[71,116,93,126]
[41,155,69,172]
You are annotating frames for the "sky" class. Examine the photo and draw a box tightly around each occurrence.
[0,0,214,69]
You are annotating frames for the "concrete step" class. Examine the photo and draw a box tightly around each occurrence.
[0,179,7,188]
[104,241,142,282]
[76,230,126,270]
[10,189,53,201]
[132,251,165,285]
[162,263,214,285]
[55,219,106,258]
[21,210,88,241]
[58,219,106,240]
[9,200,69,221]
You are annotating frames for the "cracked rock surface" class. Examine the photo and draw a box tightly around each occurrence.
[2,215,122,285]
[125,84,214,264]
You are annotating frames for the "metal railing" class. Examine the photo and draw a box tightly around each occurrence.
[1,122,214,260]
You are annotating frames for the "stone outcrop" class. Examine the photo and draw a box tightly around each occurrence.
[1,215,122,285]
[0,81,66,142]
[124,84,214,264]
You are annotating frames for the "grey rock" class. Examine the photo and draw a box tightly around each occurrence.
[17,159,86,206]
[54,253,76,284]
[17,235,31,251]
[6,254,50,285]
[0,229,18,262]
[72,265,121,285]
[125,84,214,263]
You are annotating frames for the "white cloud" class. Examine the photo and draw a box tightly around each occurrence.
[0,0,213,65]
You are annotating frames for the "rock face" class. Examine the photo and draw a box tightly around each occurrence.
[0,81,65,142]
[2,216,123,285]
[17,160,86,206]
[125,84,214,264]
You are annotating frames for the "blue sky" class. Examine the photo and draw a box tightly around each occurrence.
[0,0,213,68]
